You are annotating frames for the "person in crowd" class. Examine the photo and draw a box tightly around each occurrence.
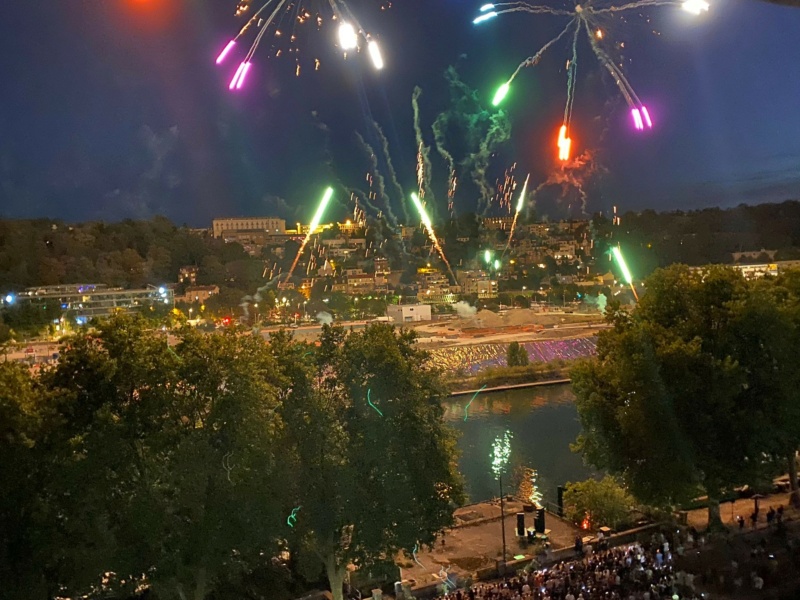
[432,539,704,600]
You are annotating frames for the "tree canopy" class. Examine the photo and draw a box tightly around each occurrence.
[506,341,530,367]
[273,323,465,600]
[0,316,463,600]
[571,265,800,524]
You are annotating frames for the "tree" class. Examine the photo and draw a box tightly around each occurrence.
[563,476,635,530]
[513,294,529,308]
[273,324,464,600]
[0,361,56,600]
[506,341,529,367]
[40,315,287,600]
[571,265,785,527]
[763,271,800,505]
[515,466,543,506]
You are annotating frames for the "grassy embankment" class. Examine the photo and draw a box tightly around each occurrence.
[445,358,579,393]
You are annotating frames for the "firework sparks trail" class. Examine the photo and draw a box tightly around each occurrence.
[432,109,457,214]
[416,143,426,199]
[215,0,387,90]
[285,187,334,283]
[478,0,707,141]
[503,173,529,256]
[447,170,458,216]
[507,19,576,85]
[412,87,435,205]
[490,163,517,213]
[410,193,456,283]
[612,245,639,301]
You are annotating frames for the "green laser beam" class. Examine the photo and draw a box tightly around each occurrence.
[464,384,488,421]
[367,388,384,417]
[287,506,301,528]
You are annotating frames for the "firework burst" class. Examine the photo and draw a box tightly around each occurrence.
[216,0,386,90]
[476,0,709,158]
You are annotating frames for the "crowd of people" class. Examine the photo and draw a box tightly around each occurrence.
[431,533,703,600]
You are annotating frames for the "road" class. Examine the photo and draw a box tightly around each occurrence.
[3,314,606,364]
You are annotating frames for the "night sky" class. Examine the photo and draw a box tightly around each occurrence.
[0,0,797,226]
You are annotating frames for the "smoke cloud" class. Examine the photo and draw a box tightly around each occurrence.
[452,300,478,319]
[354,132,392,221]
[583,292,608,314]
[316,311,334,325]
[370,119,408,223]
[530,148,606,217]
[428,67,512,214]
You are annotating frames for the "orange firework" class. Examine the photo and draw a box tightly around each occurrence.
[557,125,572,162]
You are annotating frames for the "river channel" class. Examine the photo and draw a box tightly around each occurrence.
[443,383,594,505]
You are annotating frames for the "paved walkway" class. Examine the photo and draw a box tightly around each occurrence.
[399,500,581,589]
[684,490,797,531]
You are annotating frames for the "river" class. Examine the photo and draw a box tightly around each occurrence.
[443,383,594,505]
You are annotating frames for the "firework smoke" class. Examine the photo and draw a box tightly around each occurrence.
[531,149,605,216]
[354,132,396,224]
[370,119,408,222]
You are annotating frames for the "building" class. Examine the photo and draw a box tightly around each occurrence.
[338,220,365,235]
[177,285,219,304]
[731,249,778,262]
[3,284,174,322]
[483,216,515,231]
[554,241,578,261]
[401,226,417,241]
[416,268,459,303]
[321,237,367,259]
[345,273,375,295]
[373,273,389,294]
[387,303,432,324]
[178,266,198,285]
[457,270,498,298]
[527,223,552,237]
[688,263,780,280]
[374,257,391,275]
[212,217,286,238]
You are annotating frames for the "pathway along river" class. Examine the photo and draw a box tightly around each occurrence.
[444,383,595,505]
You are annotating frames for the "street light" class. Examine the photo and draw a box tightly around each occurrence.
[491,431,513,565]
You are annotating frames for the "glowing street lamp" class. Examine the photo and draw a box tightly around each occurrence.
[491,430,513,563]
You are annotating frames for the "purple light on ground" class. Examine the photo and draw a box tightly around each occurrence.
[427,337,598,375]
[216,40,236,65]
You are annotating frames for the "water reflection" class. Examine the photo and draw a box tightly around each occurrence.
[445,384,594,505]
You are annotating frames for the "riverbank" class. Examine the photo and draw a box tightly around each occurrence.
[448,377,572,397]
[445,359,578,394]
[399,488,800,598]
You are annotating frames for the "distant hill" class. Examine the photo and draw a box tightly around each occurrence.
[593,200,800,278]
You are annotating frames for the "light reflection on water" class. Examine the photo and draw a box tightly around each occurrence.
[444,384,594,505]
